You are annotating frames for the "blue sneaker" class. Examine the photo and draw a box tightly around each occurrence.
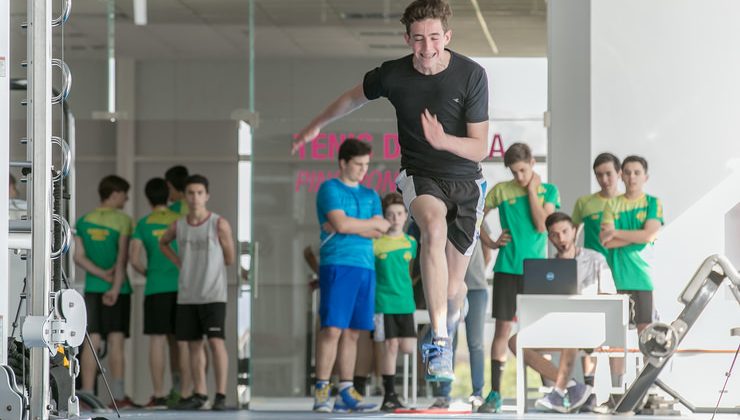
[422,336,455,382]
[478,390,502,413]
[333,387,376,412]
[566,382,592,412]
[312,382,332,412]
[535,389,568,413]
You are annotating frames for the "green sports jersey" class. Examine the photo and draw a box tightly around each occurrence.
[572,192,611,258]
[374,233,417,314]
[75,207,133,294]
[168,199,189,217]
[602,194,664,291]
[486,180,560,275]
[132,208,181,295]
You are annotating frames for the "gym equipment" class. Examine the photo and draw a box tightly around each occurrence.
[614,254,740,415]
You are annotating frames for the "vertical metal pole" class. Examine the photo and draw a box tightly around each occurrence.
[27,0,52,418]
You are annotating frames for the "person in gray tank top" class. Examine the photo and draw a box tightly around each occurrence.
[160,174,235,411]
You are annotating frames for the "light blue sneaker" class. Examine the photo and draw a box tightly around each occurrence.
[333,387,377,412]
[535,389,569,413]
[422,336,455,382]
[566,382,593,412]
[312,382,332,413]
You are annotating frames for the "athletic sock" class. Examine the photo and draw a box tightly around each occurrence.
[491,360,504,393]
[338,380,353,392]
[111,379,125,401]
[584,375,595,387]
[382,375,396,395]
[353,376,368,396]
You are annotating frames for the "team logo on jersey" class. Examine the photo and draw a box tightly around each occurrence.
[88,228,109,241]
[378,253,388,260]
[452,98,462,104]
[636,210,647,222]
[404,251,413,261]
[591,214,599,220]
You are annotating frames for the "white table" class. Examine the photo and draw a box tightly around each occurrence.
[515,294,629,414]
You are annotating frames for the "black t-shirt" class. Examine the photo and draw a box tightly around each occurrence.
[363,49,488,180]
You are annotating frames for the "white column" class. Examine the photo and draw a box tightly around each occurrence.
[0,0,9,363]
[547,0,591,213]
[116,58,136,214]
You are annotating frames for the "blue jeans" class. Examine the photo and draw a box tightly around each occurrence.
[434,288,489,398]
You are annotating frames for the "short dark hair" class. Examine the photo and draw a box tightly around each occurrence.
[622,155,648,173]
[545,212,575,230]
[503,142,533,167]
[98,175,130,201]
[165,165,189,192]
[382,192,406,213]
[338,139,372,163]
[184,174,209,193]
[401,0,452,34]
[593,152,621,172]
[144,178,169,206]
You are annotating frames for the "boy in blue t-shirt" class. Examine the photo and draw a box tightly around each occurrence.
[313,139,389,413]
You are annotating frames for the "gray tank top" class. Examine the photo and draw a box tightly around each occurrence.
[176,212,227,304]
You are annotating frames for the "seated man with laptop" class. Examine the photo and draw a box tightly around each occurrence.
[508,212,616,413]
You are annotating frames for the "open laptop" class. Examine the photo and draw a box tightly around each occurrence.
[522,258,578,295]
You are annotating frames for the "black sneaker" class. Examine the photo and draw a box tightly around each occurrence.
[380,392,406,412]
[174,394,207,410]
[212,394,226,411]
[580,393,597,413]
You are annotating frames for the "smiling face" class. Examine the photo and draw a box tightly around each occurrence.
[404,18,451,74]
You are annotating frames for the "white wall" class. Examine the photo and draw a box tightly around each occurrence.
[590,0,740,406]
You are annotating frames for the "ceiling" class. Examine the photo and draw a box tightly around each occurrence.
[9,0,546,60]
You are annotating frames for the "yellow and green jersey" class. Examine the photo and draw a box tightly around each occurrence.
[373,233,417,314]
[75,207,133,294]
[572,192,611,258]
[168,199,189,217]
[132,208,182,295]
[602,194,664,291]
[486,180,560,275]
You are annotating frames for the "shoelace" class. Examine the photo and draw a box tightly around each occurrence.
[421,342,452,364]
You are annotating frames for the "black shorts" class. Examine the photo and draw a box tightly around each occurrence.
[143,292,178,335]
[492,273,523,321]
[175,303,226,341]
[373,313,415,341]
[618,290,654,326]
[396,170,486,256]
[85,292,131,337]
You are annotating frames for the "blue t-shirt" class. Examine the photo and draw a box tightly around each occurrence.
[317,178,382,270]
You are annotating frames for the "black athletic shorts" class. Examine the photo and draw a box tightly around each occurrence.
[492,272,523,321]
[618,290,654,326]
[373,313,415,341]
[175,302,226,341]
[85,292,131,337]
[396,170,486,256]
[143,292,178,335]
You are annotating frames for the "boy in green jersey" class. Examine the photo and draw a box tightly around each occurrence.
[165,165,190,216]
[572,153,622,258]
[572,152,623,396]
[478,143,560,413]
[372,192,417,412]
[601,155,663,333]
[130,178,187,408]
[74,175,137,408]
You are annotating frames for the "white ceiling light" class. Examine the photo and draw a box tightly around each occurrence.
[134,0,147,26]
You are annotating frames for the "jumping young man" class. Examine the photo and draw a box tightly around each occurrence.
[294,0,489,384]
